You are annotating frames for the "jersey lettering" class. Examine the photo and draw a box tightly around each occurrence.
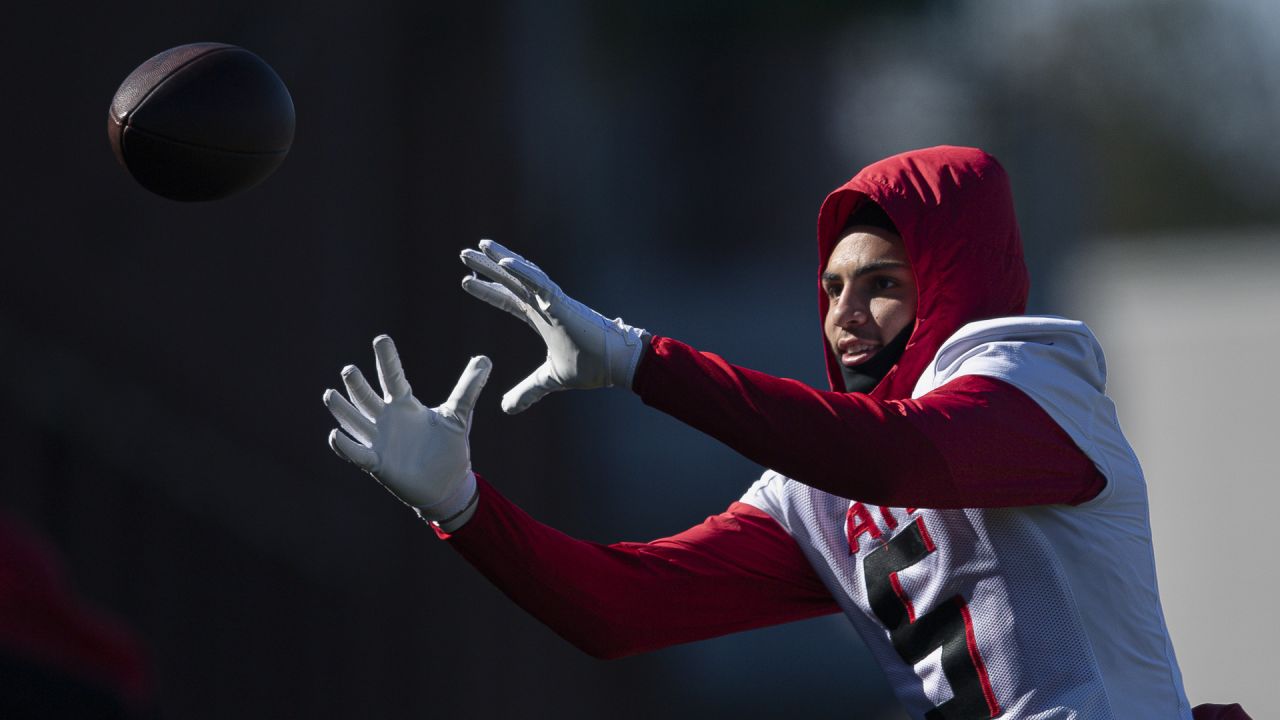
[863,517,1001,720]
[845,502,883,553]
[879,504,900,531]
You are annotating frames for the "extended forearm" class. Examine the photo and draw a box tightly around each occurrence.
[633,336,946,501]
[442,476,838,658]
[633,337,1103,508]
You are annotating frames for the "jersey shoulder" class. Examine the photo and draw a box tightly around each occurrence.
[915,315,1108,398]
[914,315,1135,504]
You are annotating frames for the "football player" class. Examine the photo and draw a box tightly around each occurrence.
[325,146,1248,719]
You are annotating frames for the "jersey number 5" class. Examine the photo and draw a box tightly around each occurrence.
[863,517,1001,720]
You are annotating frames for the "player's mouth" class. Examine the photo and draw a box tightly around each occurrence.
[837,338,881,367]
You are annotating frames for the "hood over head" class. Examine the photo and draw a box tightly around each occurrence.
[816,146,1029,399]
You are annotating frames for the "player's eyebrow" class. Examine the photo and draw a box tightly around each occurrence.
[855,260,910,278]
[822,261,910,284]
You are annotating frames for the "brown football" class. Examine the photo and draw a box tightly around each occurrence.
[108,43,295,201]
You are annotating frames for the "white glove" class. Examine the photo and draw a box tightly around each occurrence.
[459,239,648,414]
[323,335,491,532]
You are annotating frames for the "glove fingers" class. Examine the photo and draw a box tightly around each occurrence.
[444,355,493,425]
[340,365,383,418]
[496,255,556,301]
[479,239,552,284]
[460,249,535,306]
[477,238,528,265]
[500,362,559,414]
[323,389,376,444]
[373,335,413,401]
[460,276,537,329]
[328,429,378,471]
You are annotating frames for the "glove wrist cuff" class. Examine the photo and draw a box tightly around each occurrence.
[415,471,478,531]
[607,319,649,389]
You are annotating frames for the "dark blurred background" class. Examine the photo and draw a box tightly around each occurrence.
[1,1,1277,717]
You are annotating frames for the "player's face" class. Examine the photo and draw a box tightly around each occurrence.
[822,228,917,369]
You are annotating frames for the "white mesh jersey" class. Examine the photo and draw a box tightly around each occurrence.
[741,317,1191,719]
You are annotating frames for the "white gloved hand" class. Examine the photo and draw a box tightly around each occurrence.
[323,335,491,532]
[459,239,648,414]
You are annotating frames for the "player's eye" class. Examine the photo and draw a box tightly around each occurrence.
[824,283,843,299]
[870,276,898,291]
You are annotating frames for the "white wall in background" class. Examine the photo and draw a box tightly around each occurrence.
[1064,233,1280,714]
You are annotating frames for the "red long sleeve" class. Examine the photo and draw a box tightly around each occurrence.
[634,336,1103,508]
[440,476,839,659]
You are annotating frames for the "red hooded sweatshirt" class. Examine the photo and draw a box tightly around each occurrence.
[443,147,1240,719]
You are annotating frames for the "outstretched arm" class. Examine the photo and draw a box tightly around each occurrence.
[323,335,838,658]
[634,336,1104,509]
[458,242,1101,509]
[441,475,839,659]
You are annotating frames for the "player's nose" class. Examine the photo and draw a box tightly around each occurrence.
[831,290,870,328]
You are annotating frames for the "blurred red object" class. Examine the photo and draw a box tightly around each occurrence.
[0,511,150,715]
